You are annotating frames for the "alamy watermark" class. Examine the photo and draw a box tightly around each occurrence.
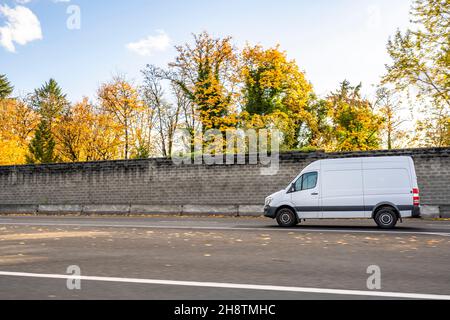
[366,265,382,290]
[66,5,81,30]
[171,129,281,176]
[66,265,81,290]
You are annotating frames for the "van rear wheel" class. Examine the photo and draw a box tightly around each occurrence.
[276,208,298,228]
[374,208,398,229]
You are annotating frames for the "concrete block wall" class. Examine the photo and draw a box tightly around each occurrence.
[0,148,449,217]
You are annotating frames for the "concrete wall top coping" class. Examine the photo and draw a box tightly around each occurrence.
[0,147,448,173]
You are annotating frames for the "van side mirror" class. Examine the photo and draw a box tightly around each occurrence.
[290,183,296,193]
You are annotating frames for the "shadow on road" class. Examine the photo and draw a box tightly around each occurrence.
[252,224,428,232]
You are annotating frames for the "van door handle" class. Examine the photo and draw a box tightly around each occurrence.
[311,192,319,196]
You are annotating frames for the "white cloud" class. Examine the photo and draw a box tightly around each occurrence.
[126,30,170,57]
[0,5,43,53]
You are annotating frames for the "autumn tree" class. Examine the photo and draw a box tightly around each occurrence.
[55,98,123,162]
[0,98,38,165]
[141,65,168,157]
[240,45,312,148]
[383,0,449,146]
[173,82,201,154]
[328,81,383,151]
[133,106,156,159]
[240,109,296,151]
[27,79,68,164]
[86,111,123,161]
[167,32,239,132]
[98,77,144,159]
[298,94,333,150]
[56,98,95,162]
[141,65,187,157]
[415,104,450,147]
[374,87,409,149]
[0,74,14,99]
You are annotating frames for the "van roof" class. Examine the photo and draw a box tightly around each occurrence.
[319,156,413,165]
[302,156,413,171]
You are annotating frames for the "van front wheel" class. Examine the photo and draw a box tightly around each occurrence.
[374,208,398,229]
[276,208,298,228]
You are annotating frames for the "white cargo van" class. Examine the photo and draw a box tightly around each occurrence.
[264,156,421,229]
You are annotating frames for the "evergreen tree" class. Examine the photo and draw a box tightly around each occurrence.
[26,120,58,164]
[27,79,67,163]
[32,78,68,123]
[0,74,14,99]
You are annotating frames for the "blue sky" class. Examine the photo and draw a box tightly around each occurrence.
[0,0,413,102]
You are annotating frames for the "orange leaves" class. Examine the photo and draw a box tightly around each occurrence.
[98,78,144,121]
[242,45,293,89]
[169,32,239,132]
[0,99,38,165]
[55,98,119,162]
[98,77,146,159]
[327,81,384,151]
[240,44,312,148]
[241,44,312,117]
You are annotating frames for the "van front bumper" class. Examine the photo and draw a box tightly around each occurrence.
[264,206,277,219]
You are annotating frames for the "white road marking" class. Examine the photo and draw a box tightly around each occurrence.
[0,271,449,300]
[0,221,449,237]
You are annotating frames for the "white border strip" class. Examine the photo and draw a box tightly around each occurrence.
[0,271,449,300]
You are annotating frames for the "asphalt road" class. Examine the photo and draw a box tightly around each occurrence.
[0,215,450,300]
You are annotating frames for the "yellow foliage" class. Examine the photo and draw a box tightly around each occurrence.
[327,82,384,151]
[0,99,38,165]
[98,77,145,159]
[241,44,313,148]
[55,98,124,162]
[241,44,312,116]
[170,32,239,131]
[241,110,297,150]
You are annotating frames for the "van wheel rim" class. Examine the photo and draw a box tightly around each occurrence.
[281,213,292,224]
[380,213,393,225]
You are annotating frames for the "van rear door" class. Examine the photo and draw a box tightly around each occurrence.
[363,157,414,217]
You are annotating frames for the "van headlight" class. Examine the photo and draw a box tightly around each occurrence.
[265,197,273,206]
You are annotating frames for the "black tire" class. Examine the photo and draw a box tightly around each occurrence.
[374,208,398,229]
[276,208,298,228]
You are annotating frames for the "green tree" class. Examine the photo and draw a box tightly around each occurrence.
[298,94,333,149]
[26,120,58,164]
[32,79,68,124]
[27,79,67,163]
[328,81,383,151]
[0,74,14,99]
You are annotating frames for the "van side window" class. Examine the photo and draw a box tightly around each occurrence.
[302,172,318,190]
[294,172,318,192]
